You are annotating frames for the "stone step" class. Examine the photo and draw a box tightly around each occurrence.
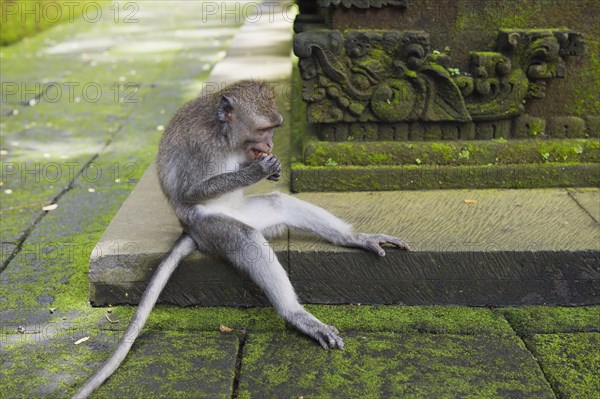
[89,163,600,307]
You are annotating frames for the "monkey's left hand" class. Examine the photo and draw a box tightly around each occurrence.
[350,233,410,256]
[266,173,280,181]
[265,155,282,181]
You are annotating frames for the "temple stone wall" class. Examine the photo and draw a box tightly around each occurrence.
[290,0,599,191]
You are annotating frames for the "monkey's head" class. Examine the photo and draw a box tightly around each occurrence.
[217,80,283,161]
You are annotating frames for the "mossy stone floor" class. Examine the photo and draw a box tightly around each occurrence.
[1,2,598,398]
[1,305,598,398]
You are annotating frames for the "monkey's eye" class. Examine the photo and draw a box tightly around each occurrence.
[258,124,279,133]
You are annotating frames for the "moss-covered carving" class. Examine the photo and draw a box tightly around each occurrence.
[294,28,585,139]
[294,30,471,125]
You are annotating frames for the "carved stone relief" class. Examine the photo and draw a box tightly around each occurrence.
[293,28,585,140]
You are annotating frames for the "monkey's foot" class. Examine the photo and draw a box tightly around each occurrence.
[288,311,345,350]
[351,233,411,256]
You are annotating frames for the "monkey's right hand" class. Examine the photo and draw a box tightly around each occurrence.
[251,154,281,181]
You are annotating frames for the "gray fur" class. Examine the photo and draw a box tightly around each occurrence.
[74,80,409,398]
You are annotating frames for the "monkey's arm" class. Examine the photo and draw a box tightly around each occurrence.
[182,170,259,203]
[182,155,280,204]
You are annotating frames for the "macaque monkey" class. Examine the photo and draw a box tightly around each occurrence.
[74,80,409,398]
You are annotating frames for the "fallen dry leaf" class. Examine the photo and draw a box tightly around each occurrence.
[74,336,90,345]
[219,325,234,334]
[463,199,478,204]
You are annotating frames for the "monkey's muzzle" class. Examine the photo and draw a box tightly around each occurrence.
[250,148,270,160]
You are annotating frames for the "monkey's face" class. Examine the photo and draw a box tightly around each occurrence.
[244,117,281,161]
[216,82,283,161]
[239,112,282,161]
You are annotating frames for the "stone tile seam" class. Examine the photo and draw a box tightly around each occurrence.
[520,337,561,399]
[0,153,101,274]
[230,328,247,399]
[0,78,153,274]
[0,43,143,273]
[566,189,600,225]
[498,311,560,399]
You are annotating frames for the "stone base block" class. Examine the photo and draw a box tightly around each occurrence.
[90,166,600,307]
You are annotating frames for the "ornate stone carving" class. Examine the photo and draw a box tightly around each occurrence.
[294,28,585,139]
[294,30,471,125]
[498,30,585,98]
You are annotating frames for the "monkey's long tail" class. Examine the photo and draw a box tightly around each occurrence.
[72,234,197,399]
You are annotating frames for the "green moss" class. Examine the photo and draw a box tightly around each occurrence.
[458,149,470,160]
[455,2,547,32]
[572,39,600,116]
[472,51,502,57]
[357,48,389,70]
[291,162,600,192]
[500,306,600,335]
[526,333,600,399]
[428,142,456,163]
[238,332,553,398]
[0,0,111,46]
[305,305,512,335]
[303,139,600,167]
[528,119,545,136]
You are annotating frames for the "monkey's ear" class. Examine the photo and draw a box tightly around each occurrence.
[218,96,235,122]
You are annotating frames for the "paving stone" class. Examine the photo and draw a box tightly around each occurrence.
[0,328,237,398]
[525,333,600,399]
[237,332,555,399]
[91,305,512,337]
[0,185,131,310]
[0,309,51,331]
[92,331,238,399]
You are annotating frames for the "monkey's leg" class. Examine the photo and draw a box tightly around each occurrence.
[187,213,345,349]
[244,193,410,256]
